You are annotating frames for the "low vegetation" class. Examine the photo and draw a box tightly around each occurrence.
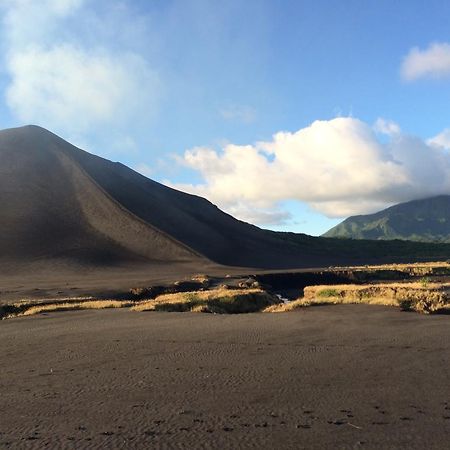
[21,300,132,316]
[1,299,133,319]
[316,288,341,298]
[266,282,450,314]
[4,263,450,319]
[331,262,450,282]
[1,289,280,319]
[131,288,280,314]
[273,230,450,262]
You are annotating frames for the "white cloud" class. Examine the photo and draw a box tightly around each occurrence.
[1,0,159,149]
[6,45,158,134]
[220,104,256,123]
[428,128,450,150]
[171,117,450,223]
[373,118,401,136]
[401,42,450,81]
[2,0,86,50]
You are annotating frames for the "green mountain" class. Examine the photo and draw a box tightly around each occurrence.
[323,196,450,242]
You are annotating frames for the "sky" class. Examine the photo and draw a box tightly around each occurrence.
[1,0,450,235]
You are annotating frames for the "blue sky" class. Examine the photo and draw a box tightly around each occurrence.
[1,0,450,235]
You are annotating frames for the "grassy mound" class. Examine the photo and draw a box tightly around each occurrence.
[131,288,280,314]
[266,282,450,314]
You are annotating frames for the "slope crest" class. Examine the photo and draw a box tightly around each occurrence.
[0,126,203,269]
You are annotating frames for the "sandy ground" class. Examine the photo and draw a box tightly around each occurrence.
[0,262,242,303]
[0,263,330,304]
[2,305,450,449]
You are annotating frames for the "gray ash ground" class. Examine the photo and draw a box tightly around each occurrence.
[2,305,450,449]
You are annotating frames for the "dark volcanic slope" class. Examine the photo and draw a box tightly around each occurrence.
[0,126,203,270]
[1,125,318,270]
[323,196,450,242]
[0,125,324,269]
[63,137,319,268]
[2,125,450,273]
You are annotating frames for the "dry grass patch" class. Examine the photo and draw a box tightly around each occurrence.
[131,288,280,314]
[266,283,450,314]
[265,295,398,313]
[335,261,450,271]
[21,300,132,316]
[264,301,305,313]
[332,262,450,279]
[2,299,133,319]
[190,274,211,284]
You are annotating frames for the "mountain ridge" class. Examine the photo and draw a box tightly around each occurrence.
[2,124,450,274]
[323,195,450,242]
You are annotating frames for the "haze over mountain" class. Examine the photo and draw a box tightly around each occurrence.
[323,196,450,242]
[1,125,449,275]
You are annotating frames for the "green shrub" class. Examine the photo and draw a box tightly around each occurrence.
[317,288,340,298]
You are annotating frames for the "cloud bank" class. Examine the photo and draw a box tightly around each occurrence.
[373,118,401,136]
[1,0,158,147]
[401,42,450,81]
[428,128,450,150]
[171,117,450,223]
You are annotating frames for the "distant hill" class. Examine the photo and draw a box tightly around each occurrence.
[1,125,450,274]
[323,196,450,242]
